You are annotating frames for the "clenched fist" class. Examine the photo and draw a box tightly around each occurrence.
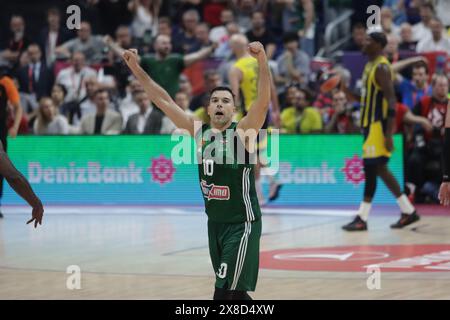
[248,42,266,60]
[122,49,140,69]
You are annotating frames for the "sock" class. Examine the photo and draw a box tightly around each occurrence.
[396,194,415,214]
[406,182,416,195]
[357,202,372,221]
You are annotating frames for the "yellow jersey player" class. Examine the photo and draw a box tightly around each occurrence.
[342,28,420,231]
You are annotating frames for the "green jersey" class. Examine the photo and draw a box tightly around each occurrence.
[197,122,261,224]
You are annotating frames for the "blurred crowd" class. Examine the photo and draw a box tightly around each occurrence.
[0,0,449,203]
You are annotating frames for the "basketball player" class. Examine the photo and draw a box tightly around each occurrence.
[342,28,419,231]
[0,141,43,227]
[438,101,450,206]
[228,34,281,205]
[122,42,270,300]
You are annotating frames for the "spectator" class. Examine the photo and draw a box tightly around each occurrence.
[245,11,277,60]
[50,83,69,114]
[17,44,54,101]
[190,23,213,53]
[281,87,322,133]
[173,9,201,54]
[275,32,311,89]
[384,34,400,64]
[0,15,30,69]
[209,8,236,43]
[76,77,100,125]
[280,0,315,57]
[324,90,359,133]
[56,51,97,104]
[394,59,432,109]
[231,0,262,32]
[123,90,175,134]
[411,2,434,42]
[140,34,215,98]
[190,70,222,111]
[175,91,195,117]
[33,97,69,135]
[343,22,366,51]
[214,22,241,59]
[56,21,107,65]
[128,0,161,40]
[381,6,400,37]
[398,23,417,51]
[119,79,142,125]
[434,0,450,28]
[416,18,450,53]
[38,7,73,67]
[80,89,122,135]
[407,74,449,202]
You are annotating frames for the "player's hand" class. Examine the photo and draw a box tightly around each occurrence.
[27,204,44,228]
[385,135,394,152]
[438,182,450,206]
[248,42,266,60]
[122,49,140,69]
[8,127,18,138]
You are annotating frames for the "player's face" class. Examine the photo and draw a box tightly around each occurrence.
[361,35,377,55]
[208,90,235,127]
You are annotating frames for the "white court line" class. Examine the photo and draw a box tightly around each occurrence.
[2,205,356,217]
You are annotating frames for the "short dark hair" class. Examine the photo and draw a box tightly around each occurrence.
[352,22,366,31]
[368,32,387,49]
[282,32,299,44]
[53,83,67,97]
[209,86,235,101]
[298,88,314,104]
[412,60,429,74]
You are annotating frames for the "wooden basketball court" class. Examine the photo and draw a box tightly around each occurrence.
[0,205,449,299]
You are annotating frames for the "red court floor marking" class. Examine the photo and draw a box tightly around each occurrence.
[260,245,450,272]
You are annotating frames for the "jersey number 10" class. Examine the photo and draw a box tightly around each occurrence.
[203,159,214,176]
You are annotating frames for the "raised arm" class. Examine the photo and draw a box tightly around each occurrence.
[0,141,43,227]
[391,55,427,83]
[122,49,196,136]
[183,44,216,67]
[439,101,450,206]
[237,42,271,132]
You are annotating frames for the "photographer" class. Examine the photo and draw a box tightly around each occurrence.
[324,90,359,134]
[406,74,449,203]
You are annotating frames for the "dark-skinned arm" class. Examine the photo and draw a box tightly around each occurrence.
[0,141,43,227]
[375,64,397,151]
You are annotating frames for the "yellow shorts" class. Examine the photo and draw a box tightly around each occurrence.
[362,121,392,160]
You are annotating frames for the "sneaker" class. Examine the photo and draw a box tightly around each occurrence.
[268,183,282,202]
[342,215,367,231]
[390,211,420,229]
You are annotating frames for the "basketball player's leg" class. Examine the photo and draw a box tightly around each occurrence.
[211,219,261,300]
[342,161,378,231]
[377,163,420,228]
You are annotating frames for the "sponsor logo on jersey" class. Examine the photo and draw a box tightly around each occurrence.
[201,180,230,200]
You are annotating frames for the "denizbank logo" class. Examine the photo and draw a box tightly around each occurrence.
[28,162,144,184]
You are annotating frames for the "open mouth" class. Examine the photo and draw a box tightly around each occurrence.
[215,111,224,116]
